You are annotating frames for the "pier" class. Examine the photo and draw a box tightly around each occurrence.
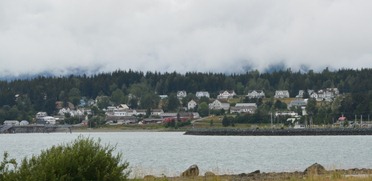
[0,124,72,134]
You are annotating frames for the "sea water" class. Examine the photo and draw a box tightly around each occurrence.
[1,132,372,177]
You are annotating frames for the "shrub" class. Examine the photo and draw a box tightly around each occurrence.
[0,152,17,180]
[1,136,129,181]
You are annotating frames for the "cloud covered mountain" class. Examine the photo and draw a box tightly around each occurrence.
[1,1,371,78]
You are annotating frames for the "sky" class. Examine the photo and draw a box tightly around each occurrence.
[1,0,372,76]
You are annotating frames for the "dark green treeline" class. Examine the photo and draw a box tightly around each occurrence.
[0,68,372,122]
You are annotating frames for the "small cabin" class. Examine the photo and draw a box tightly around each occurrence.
[20,120,29,125]
[4,120,20,126]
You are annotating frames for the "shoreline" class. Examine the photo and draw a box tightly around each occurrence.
[142,164,372,181]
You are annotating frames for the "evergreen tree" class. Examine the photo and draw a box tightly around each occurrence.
[222,115,230,127]
[165,93,180,112]
[197,102,209,117]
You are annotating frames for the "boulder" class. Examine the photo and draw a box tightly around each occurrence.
[143,175,156,181]
[181,164,199,177]
[204,171,216,176]
[304,163,326,175]
[247,170,260,176]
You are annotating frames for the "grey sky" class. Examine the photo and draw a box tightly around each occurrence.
[1,0,372,76]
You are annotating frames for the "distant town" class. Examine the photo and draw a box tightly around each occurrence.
[1,69,372,133]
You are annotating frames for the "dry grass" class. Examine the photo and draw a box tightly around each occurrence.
[130,171,372,181]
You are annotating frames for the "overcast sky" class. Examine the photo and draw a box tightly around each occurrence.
[1,0,372,76]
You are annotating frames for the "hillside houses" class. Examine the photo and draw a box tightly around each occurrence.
[295,88,339,101]
[310,88,339,101]
[57,108,90,117]
[17,86,344,127]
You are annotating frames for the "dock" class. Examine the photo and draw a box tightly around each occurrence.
[184,128,372,136]
[0,124,72,134]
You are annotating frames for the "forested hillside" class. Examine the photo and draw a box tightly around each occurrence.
[0,68,372,123]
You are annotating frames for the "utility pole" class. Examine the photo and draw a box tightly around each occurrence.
[90,111,93,129]
[360,115,363,128]
[355,114,357,123]
[271,112,273,128]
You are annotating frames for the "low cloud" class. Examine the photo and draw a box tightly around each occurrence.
[1,0,372,76]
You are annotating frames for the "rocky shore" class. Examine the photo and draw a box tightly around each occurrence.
[185,128,372,136]
[142,163,372,181]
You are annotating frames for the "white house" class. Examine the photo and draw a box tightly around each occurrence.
[177,91,187,99]
[196,91,210,99]
[247,90,265,99]
[217,90,236,99]
[209,100,230,110]
[274,90,290,98]
[151,109,164,116]
[188,100,197,110]
[36,112,47,119]
[230,103,257,114]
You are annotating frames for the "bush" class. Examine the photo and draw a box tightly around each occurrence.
[0,152,17,180]
[1,136,129,181]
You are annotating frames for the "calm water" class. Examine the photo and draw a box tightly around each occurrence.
[1,132,372,177]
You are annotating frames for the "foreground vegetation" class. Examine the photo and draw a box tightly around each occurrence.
[0,137,129,181]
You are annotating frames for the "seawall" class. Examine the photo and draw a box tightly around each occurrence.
[184,128,372,136]
[0,125,72,134]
